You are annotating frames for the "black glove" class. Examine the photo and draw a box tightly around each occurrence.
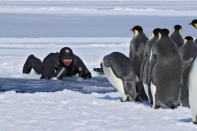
[79,69,92,79]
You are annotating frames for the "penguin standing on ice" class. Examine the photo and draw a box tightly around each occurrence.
[129,25,148,79]
[188,55,197,124]
[190,19,197,29]
[179,36,197,107]
[170,25,184,48]
[129,25,148,101]
[140,28,161,104]
[101,52,137,102]
[147,29,182,109]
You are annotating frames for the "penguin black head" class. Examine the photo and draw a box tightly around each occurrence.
[189,19,197,29]
[59,47,74,67]
[152,28,161,36]
[160,29,169,37]
[173,25,182,32]
[184,36,193,44]
[131,25,143,36]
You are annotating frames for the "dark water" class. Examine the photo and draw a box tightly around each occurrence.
[0,77,116,94]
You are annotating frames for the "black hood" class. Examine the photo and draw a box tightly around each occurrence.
[59,47,74,68]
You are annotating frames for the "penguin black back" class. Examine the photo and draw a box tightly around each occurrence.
[108,52,136,79]
[129,25,148,78]
[170,25,184,48]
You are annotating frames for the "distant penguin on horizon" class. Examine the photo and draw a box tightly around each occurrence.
[147,29,182,109]
[140,28,161,104]
[170,25,184,48]
[179,36,197,107]
[102,52,137,102]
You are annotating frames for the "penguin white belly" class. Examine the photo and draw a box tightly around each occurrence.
[189,58,197,123]
[150,82,157,108]
[143,83,151,103]
[103,65,127,101]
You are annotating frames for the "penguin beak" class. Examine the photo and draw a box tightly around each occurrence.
[130,28,134,31]
[189,22,192,25]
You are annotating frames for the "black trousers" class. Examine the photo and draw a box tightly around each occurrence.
[24,55,56,79]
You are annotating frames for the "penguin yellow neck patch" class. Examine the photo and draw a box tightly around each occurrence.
[158,33,161,39]
[184,39,187,44]
[134,30,139,36]
[179,28,182,33]
[150,32,154,39]
[194,24,197,28]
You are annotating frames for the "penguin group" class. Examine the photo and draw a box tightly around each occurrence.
[96,19,197,124]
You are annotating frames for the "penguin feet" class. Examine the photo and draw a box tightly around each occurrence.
[169,105,178,109]
[153,105,160,109]
[181,101,190,108]
[192,115,197,124]
[23,55,33,74]
[167,102,179,109]
[135,95,142,102]
[120,96,130,102]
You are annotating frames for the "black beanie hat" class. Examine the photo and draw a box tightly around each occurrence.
[59,47,74,60]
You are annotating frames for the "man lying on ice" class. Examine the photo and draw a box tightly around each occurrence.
[23,47,92,80]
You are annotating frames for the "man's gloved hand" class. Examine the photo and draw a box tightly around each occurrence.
[78,67,92,79]
[54,66,67,80]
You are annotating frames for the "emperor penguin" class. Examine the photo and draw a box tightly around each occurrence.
[170,25,184,48]
[129,25,148,79]
[140,28,161,104]
[147,29,182,109]
[188,54,197,124]
[189,19,197,29]
[179,36,197,107]
[101,52,137,102]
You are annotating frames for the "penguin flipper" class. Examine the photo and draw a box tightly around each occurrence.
[140,53,148,81]
[147,54,157,88]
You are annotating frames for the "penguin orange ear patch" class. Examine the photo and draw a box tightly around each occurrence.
[184,39,187,44]
[194,24,197,28]
[65,49,70,53]
[179,28,182,33]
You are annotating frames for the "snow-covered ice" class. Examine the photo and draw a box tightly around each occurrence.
[0,0,197,131]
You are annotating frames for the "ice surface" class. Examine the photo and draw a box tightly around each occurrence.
[0,1,197,130]
[0,1,196,16]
